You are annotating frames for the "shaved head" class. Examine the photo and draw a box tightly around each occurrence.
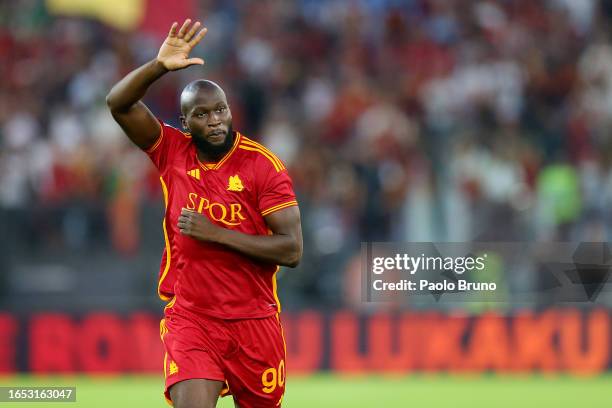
[180,79,227,115]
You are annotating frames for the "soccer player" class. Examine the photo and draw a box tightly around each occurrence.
[106,19,303,408]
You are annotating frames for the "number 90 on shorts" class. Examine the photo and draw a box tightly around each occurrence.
[261,359,285,394]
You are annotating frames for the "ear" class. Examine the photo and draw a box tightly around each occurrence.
[180,115,189,131]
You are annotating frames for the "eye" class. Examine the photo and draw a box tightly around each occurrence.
[196,112,208,118]
[216,107,226,113]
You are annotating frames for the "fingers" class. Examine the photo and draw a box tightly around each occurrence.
[181,208,195,215]
[168,22,178,37]
[185,58,205,66]
[183,21,201,42]
[177,19,192,38]
[177,209,216,241]
[178,213,192,222]
[178,208,195,233]
[189,27,208,47]
[178,214,192,234]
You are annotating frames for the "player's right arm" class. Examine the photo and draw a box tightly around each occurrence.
[105,19,207,150]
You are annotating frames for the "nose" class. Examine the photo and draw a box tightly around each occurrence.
[208,112,222,127]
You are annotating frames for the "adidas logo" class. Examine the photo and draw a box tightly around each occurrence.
[187,169,201,180]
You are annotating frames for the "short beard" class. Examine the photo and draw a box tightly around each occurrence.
[192,125,235,160]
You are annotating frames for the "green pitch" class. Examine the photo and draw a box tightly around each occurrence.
[1,374,611,407]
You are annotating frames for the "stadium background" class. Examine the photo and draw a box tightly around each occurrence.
[1,0,612,406]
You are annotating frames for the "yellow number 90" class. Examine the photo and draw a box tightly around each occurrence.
[261,359,286,394]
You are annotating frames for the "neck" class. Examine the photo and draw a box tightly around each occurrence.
[197,149,225,163]
[195,131,235,163]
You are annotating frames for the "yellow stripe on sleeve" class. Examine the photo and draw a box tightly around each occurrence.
[146,124,164,153]
[261,200,298,216]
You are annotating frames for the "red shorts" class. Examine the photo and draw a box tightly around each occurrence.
[160,300,286,408]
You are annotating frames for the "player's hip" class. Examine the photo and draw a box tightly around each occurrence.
[163,297,284,346]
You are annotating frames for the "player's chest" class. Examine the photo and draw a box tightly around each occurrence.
[165,155,257,226]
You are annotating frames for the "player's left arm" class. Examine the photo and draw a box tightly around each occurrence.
[177,206,303,267]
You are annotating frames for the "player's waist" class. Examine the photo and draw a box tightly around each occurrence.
[169,293,279,320]
[176,256,277,274]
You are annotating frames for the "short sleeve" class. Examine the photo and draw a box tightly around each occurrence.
[257,163,298,217]
[145,120,190,171]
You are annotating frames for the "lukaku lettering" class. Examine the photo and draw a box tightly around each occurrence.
[186,192,246,226]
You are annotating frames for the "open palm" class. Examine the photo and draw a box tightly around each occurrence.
[157,19,207,71]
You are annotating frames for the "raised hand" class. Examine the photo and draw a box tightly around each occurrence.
[157,19,208,71]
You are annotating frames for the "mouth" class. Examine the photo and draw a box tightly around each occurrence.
[207,129,226,143]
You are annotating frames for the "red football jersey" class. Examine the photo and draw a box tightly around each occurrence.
[146,121,298,319]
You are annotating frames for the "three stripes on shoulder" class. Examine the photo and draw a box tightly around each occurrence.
[239,138,285,172]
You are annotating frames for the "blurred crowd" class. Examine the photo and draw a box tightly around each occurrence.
[3,0,612,307]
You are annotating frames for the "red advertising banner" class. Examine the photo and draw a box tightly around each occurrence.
[0,309,609,375]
